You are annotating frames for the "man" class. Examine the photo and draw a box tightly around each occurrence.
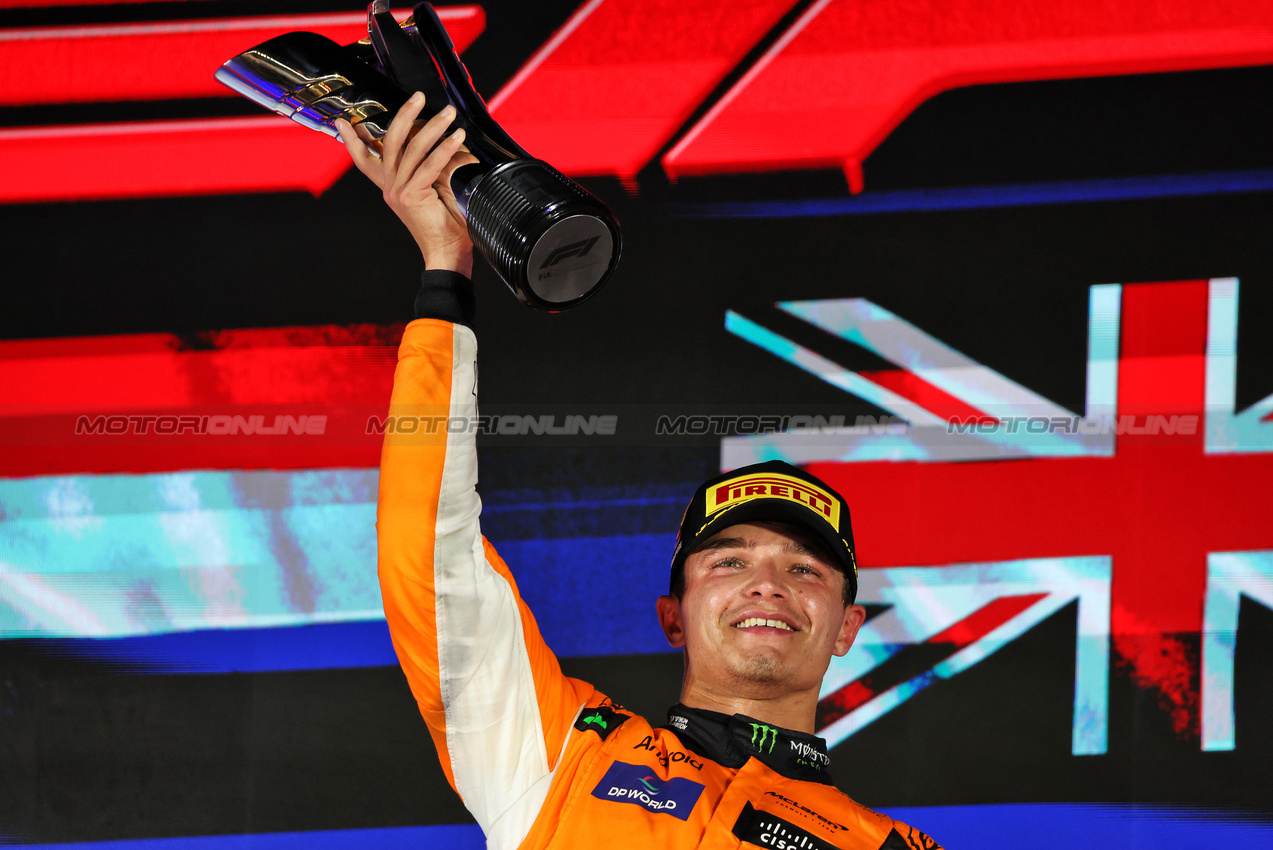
[337,98,942,850]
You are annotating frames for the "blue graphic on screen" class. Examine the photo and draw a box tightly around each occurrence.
[0,469,680,670]
[678,169,1273,219]
[0,804,1268,850]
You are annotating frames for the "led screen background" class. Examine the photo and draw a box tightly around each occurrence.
[2,0,1273,847]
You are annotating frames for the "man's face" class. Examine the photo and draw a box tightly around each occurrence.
[657,522,866,699]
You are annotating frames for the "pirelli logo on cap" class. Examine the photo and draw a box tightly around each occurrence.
[706,473,840,528]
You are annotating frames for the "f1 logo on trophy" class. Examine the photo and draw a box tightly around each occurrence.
[216,1,623,311]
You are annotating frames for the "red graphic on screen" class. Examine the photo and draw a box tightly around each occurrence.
[0,12,482,106]
[0,7,484,203]
[4,0,1273,202]
[0,323,401,476]
[486,0,800,183]
[0,116,353,203]
[0,0,176,7]
[664,0,1273,192]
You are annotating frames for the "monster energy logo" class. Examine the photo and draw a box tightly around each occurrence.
[749,723,777,754]
[582,711,608,730]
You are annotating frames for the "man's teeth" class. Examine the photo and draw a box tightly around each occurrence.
[735,617,794,631]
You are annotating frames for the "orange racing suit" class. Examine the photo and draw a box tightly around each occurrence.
[376,316,942,850]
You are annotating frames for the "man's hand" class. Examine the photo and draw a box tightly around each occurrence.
[336,93,478,276]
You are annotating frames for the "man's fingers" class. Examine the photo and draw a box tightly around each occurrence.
[412,127,468,197]
[437,145,480,194]
[381,92,427,176]
[435,145,481,221]
[335,119,383,188]
[394,105,459,193]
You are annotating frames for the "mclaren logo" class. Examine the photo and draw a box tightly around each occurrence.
[706,473,840,527]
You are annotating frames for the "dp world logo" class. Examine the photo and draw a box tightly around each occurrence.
[591,762,705,822]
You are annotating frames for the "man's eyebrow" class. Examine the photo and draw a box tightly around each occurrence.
[694,536,829,560]
[695,537,749,553]
[783,539,827,559]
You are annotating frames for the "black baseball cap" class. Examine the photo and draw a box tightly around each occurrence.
[669,460,858,603]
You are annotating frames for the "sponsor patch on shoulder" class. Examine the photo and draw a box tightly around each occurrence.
[590,761,705,821]
[733,802,842,850]
[574,705,630,740]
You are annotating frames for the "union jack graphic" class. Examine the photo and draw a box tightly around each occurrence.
[727,279,1273,753]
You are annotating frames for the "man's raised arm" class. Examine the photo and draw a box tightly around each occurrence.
[340,99,593,845]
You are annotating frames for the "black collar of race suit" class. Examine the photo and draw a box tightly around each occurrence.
[661,704,833,785]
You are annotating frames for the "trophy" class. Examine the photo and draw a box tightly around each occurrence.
[216,1,622,311]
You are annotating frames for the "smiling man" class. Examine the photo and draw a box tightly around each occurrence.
[343,99,941,850]
[658,466,867,739]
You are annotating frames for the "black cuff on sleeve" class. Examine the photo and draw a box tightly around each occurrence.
[414,269,476,328]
